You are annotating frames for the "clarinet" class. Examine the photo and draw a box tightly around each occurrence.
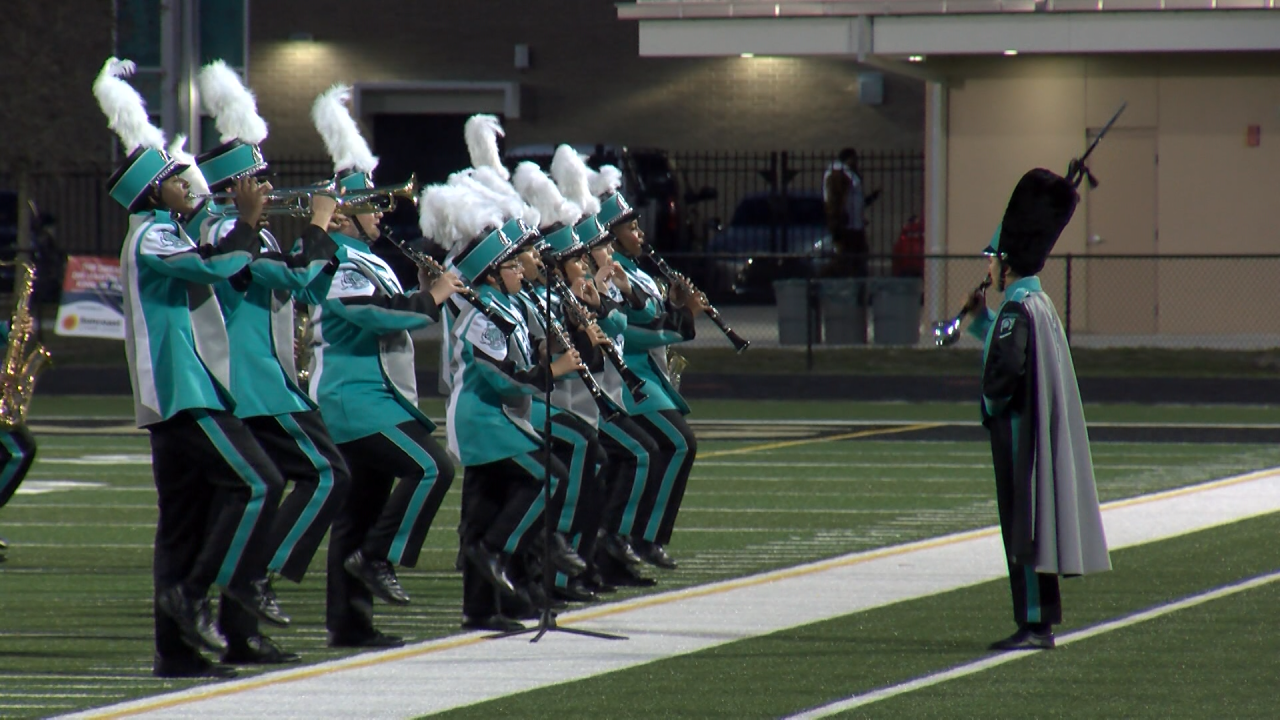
[521,280,621,424]
[388,233,516,336]
[637,246,751,354]
[547,274,648,405]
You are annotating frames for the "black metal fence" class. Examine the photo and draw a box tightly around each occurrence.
[665,149,924,258]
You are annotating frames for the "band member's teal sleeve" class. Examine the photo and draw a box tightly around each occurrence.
[247,224,338,291]
[621,304,695,351]
[137,220,257,283]
[322,264,440,333]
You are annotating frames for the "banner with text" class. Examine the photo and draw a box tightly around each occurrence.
[54,256,124,339]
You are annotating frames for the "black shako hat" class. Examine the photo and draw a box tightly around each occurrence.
[997,168,1079,277]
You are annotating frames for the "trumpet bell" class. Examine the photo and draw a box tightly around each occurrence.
[337,173,419,215]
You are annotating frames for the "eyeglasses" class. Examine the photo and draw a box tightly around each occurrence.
[498,262,520,272]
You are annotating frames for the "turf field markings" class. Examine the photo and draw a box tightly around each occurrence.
[700,423,945,459]
[785,568,1280,719]
[68,467,1280,720]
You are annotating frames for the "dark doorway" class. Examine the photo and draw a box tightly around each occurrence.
[371,113,481,241]
[369,112,492,284]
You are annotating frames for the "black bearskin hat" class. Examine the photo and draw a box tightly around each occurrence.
[997,168,1079,277]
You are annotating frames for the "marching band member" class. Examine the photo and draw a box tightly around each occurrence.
[513,160,624,599]
[966,170,1110,651]
[180,61,351,665]
[425,183,587,632]
[592,166,705,573]
[552,149,682,585]
[306,85,463,649]
[95,58,284,679]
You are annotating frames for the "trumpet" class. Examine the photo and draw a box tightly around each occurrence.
[931,276,992,347]
[197,182,339,218]
[335,174,419,215]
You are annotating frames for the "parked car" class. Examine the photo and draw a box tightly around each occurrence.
[503,144,691,252]
[702,191,831,303]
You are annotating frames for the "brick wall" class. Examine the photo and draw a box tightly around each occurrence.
[248,0,924,159]
[0,0,116,173]
[0,2,924,170]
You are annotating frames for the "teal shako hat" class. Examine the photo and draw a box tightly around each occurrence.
[596,191,637,232]
[93,58,186,211]
[195,60,270,192]
[196,139,268,192]
[573,214,607,249]
[542,223,583,260]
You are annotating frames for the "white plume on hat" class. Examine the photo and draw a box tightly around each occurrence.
[311,84,379,177]
[196,60,268,145]
[550,145,599,216]
[92,57,167,154]
[450,167,542,229]
[464,114,509,181]
[513,161,581,230]
[419,183,505,254]
[167,135,210,197]
[588,164,623,199]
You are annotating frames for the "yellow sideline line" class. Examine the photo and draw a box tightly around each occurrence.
[85,460,1279,718]
[700,422,946,458]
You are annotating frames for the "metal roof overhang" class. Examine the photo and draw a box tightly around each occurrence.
[619,4,1280,56]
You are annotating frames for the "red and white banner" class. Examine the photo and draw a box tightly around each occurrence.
[54,256,124,339]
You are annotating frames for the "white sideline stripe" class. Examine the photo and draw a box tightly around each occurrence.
[787,569,1280,719]
[64,467,1280,720]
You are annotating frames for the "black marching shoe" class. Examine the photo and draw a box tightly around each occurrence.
[631,539,678,570]
[343,550,411,605]
[462,614,526,632]
[221,634,302,665]
[583,571,617,594]
[157,584,228,654]
[598,532,644,567]
[327,629,406,649]
[223,579,291,628]
[549,533,588,577]
[553,578,600,603]
[988,626,1056,651]
[153,654,238,679]
[464,542,517,596]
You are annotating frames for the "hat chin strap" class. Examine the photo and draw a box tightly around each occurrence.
[997,258,1009,293]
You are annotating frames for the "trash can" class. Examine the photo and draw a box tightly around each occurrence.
[871,277,924,346]
[819,278,868,346]
[773,279,819,346]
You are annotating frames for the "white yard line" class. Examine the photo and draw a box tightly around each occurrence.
[65,467,1280,720]
[787,569,1280,718]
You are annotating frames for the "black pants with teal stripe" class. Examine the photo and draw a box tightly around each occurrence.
[0,427,37,511]
[219,410,351,646]
[630,410,697,546]
[149,409,284,662]
[460,450,569,619]
[326,420,454,639]
[547,412,606,544]
[598,414,661,540]
[991,417,1062,628]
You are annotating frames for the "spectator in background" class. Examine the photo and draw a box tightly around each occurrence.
[822,148,880,278]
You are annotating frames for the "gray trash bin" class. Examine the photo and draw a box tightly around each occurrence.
[871,278,924,346]
[773,279,818,346]
[819,278,867,346]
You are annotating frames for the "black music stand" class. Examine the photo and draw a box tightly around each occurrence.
[491,273,626,644]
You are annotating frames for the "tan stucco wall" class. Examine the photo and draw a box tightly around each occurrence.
[934,53,1280,339]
